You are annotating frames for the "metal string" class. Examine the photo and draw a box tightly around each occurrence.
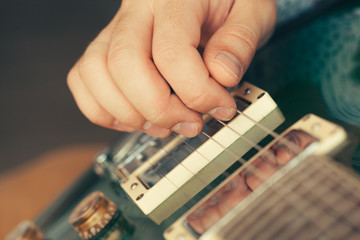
[162,115,317,224]
[236,109,301,154]
[229,158,358,240]
[177,120,324,232]
[170,108,353,235]
[137,105,349,235]
[200,118,355,236]
[197,132,341,237]
[235,110,360,206]
[132,113,273,216]
[231,111,359,230]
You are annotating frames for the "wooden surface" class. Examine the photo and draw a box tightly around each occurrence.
[0,143,106,239]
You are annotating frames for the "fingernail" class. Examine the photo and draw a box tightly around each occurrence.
[208,107,236,121]
[113,119,136,132]
[172,122,199,137]
[215,51,242,80]
[142,121,170,137]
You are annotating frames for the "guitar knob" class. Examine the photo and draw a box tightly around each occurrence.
[69,191,134,240]
[5,220,44,240]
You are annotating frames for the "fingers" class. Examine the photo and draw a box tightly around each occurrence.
[203,0,277,87]
[67,14,143,133]
[67,63,135,132]
[108,1,203,137]
[69,18,172,137]
[152,0,237,121]
[68,0,277,138]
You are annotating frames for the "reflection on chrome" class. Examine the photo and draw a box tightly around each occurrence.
[185,130,316,235]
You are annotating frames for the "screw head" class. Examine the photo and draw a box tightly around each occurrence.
[312,123,321,131]
[149,139,160,147]
[96,153,108,163]
[136,193,144,201]
[131,183,138,190]
[257,92,265,99]
[135,153,146,161]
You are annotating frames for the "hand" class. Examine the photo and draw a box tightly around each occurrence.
[67,0,276,138]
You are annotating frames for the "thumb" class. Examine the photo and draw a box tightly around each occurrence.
[203,0,276,87]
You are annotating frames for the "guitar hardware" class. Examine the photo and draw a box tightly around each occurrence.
[164,114,348,240]
[99,82,284,224]
[68,191,134,240]
[5,220,44,240]
[7,82,359,240]
[200,155,360,240]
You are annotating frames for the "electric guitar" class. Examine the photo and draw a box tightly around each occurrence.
[6,82,360,240]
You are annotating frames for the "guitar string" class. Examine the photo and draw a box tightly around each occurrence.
[171,105,353,235]
[236,109,301,153]
[173,112,284,190]
[231,158,358,239]
[133,126,247,211]
[176,131,264,195]
[159,134,221,204]
[235,110,360,202]
[136,136,206,211]
[133,112,273,215]
[154,113,336,235]
[171,116,332,234]
[202,110,356,236]
[132,97,348,234]
[137,127,267,213]
[235,111,359,230]
[229,159,322,239]
[159,124,274,209]
[163,85,357,236]
[136,93,279,195]
[207,117,356,236]
[150,116,351,236]
[137,110,281,209]
[197,126,350,237]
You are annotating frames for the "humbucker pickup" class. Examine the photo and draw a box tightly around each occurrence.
[94,82,284,224]
[164,114,348,240]
[201,155,360,240]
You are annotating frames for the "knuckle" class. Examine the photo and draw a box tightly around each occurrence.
[224,24,258,53]
[77,58,94,80]
[120,114,140,127]
[78,43,106,78]
[107,43,134,74]
[153,40,182,66]
[181,89,208,111]
[144,101,171,124]
[162,0,186,28]
[107,22,134,70]
[113,108,145,129]
[84,106,111,127]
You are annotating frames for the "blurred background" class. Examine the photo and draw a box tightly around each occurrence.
[0,0,123,173]
[1,0,360,238]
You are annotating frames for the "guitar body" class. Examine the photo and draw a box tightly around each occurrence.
[10,80,357,240]
[5,1,360,239]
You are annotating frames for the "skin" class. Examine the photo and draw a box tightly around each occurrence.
[67,0,277,138]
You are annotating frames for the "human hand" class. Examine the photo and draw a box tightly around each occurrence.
[67,0,276,138]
